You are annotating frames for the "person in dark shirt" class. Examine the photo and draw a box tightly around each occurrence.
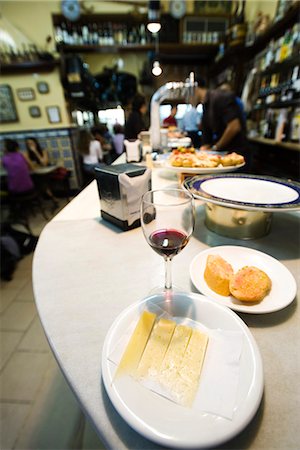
[3,139,34,194]
[124,94,147,140]
[194,77,247,156]
[162,104,178,128]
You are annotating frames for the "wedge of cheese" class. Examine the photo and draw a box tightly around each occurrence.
[136,318,176,379]
[115,310,156,378]
[176,329,209,406]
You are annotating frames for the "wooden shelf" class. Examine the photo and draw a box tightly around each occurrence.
[57,43,219,57]
[260,55,299,76]
[0,59,59,74]
[248,136,300,152]
[254,99,300,110]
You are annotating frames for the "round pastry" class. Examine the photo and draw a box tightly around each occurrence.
[229,266,271,302]
[204,254,234,296]
[221,152,245,166]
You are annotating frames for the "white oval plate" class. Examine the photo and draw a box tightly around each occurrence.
[102,292,263,449]
[184,174,300,211]
[164,161,245,174]
[190,246,297,314]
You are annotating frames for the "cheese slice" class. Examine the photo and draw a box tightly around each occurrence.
[175,329,209,406]
[115,310,156,378]
[136,318,176,379]
[159,324,192,390]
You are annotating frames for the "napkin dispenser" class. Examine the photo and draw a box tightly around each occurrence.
[95,163,151,230]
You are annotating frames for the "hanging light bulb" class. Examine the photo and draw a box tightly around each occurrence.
[147,23,161,33]
[147,0,161,33]
[152,60,162,76]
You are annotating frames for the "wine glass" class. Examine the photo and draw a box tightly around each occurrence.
[141,188,195,292]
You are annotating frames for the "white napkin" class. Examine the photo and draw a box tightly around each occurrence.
[194,328,243,419]
[124,139,141,162]
[119,169,151,226]
[108,311,243,420]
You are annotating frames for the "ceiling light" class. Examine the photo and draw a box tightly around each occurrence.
[147,0,161,34]
[152,61,162,76]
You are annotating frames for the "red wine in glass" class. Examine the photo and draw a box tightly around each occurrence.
[149,229,189,258]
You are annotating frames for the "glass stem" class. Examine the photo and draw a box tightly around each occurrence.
[164,257,172,290]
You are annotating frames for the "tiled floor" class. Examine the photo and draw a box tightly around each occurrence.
[0,200,106,450]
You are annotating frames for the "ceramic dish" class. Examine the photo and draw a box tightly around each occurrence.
[184,174,300,211]
[190,246,297,314]
[165,161,245,174]
[102,292,264,449]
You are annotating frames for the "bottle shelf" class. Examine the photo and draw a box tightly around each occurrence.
[248,136,300,152]
[57,43,219,56]
[210,2,299,76]
[0,59,60,74]
[254,99,300,110]
[260,54,300,76]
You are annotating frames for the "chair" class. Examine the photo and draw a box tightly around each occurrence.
[49,167,72,201]
[7,190,48,234]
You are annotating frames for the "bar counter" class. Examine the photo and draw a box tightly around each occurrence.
[33,160,300,449]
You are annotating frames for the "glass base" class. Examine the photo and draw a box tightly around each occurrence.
[148,284,185,296]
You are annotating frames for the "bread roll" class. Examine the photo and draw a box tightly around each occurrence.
[204,254,234,296]
[229,266,271,302]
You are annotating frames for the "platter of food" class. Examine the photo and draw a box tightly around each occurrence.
[184,174,300,211]
[102,291,263,448]
[190,246,297,314]
[164,147,245,174]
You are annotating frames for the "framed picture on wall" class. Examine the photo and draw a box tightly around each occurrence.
[37,81,49,94]
[0,84,18,123]
[17,87,36,101]
[29,105,41,118]
[46,106,61,123]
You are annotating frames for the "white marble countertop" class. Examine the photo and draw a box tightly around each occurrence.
[33,160,300,449]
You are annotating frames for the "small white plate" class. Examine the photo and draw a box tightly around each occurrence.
[165,161,245,174]
[102,292,263,449]
[190,246,297,314]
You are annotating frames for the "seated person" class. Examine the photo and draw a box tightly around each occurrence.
[162,104,178,128]
[25,137,58,203]
[25,137,49,167]
[2,139,34,194]
[91,125,114,164]
[78,128,104,175]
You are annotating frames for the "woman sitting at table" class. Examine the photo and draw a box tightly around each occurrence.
[25,137,49,167]
[2,139,34,194]
[78,128,105,175]
[25,137,58,204]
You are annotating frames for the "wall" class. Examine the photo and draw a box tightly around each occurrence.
[0,68,70,132]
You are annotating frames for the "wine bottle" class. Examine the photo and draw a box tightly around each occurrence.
[290,108,300,142]
[236,0,246,24]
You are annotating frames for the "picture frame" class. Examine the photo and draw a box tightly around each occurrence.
[37,81,49,94]
[17,87,36,101]
[0,84,18,123]
[46,105,61,124]
[29,105,41,118]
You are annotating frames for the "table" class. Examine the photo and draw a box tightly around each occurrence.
[33,158,300,449]
[0,164,59,177]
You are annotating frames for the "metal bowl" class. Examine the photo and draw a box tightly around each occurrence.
[204,202,273,239]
